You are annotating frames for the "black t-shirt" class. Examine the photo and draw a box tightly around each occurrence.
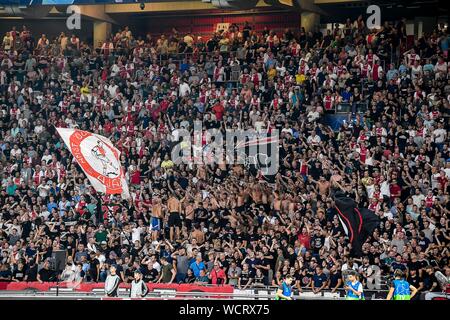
[254,274,265,286]
[407,274,422,290]
[232,232,249,244]
[311,235,325,253]
[195,208,209,221]
[12,268,25,281]
[0,269,12,281]
[89,258,100,280]
[143,267,159,283]
[240,269,254,286]
[264,251,276,270]
[407,261,422,272]
[219,259,229,271]
[329,271,342,288]
[38,268,55,282]
[299,272,312,287]
[124,267,135,282]
[256,258,270,276]
[417,260,429,270]
[25,264,38,281]
[422,273,439,292]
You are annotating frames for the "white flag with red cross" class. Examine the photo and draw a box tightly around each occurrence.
[56,128,130,199]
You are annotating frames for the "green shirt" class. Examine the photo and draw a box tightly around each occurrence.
[95,231,107,243]
[161,264,174,283]
[6,184,17,196]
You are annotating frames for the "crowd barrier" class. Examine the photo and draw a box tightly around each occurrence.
[0,281,383,300]
[0,282,233,296]
[1,282,444,300]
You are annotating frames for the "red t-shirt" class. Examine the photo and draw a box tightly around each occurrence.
[298,233,311,250]
[210,268,226,285]
[130,170,141,185]
[212,103,225,121]
[437,176,448,191]
[389,184,401,199]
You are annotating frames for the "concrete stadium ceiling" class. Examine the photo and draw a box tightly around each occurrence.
[0,0,446,20]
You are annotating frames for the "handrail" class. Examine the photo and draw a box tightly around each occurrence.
[0,281,390,293]
[0,288,388,300]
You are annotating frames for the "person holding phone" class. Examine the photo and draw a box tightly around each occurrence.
[344,271,365,300]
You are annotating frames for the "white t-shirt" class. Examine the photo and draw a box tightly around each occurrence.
[307,111,320,122]
[307,135,321,145]
[108,84,118,98]
[179,82,191,97]
[38,184,50,198]
[131,227,144,243]
[412,194,425,207]
[433,128,446,143]
[380,181,391,197]
[152,262,161,273]
[39,210,51,221]
[444,168,450,179]
[341,263,359,272]
[41,154,52,164]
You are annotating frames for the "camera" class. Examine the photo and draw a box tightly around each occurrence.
[140,2,145,10]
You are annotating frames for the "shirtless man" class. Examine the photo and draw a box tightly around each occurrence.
[233,185,246,213]
[289,195,299,215]
[281,194,290,214]
[330,168,343,185]
[310,176,331,198]
[151,195,163,241]
[190,223,205,245]
[317,176,331,197]
[167,193,182,242]
[261,186,270,213]
[184,199,195,232]
[273,191,282,214]
[197,165,207,181]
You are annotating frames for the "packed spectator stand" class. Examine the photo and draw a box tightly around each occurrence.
[0,17,449,299]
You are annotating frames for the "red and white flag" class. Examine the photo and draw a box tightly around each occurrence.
[56,128,130,199]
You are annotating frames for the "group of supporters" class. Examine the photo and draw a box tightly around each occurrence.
[0,15,449,300]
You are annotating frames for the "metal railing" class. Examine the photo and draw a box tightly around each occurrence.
[0,286,390,300]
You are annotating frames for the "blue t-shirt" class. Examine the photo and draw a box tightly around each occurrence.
[282,282,292,296]
[341,91,353,102]
[313,273,328,287]
[391,262,407,273]
[440,36,449,51]
[346,280,364,299]
[190,261,206,277]
[392,279,411,296]
[277,281,292,299]
[47,202,57,213]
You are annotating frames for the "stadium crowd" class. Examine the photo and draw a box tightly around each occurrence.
[0,17,449,297]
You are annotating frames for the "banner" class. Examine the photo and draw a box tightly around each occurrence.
[56,128,130,199]
[1,282,234,296]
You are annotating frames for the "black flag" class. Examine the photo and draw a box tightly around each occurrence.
[333,191,380,257]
